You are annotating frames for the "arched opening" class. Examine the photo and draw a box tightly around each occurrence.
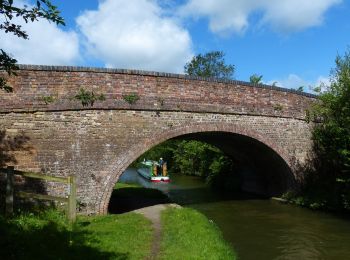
[101,124,295,214]
[175,131,294,196]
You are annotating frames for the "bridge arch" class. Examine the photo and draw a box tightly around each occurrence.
[99,122,296,214]
[0,65,315,215]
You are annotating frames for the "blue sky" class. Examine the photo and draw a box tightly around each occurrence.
[1,0,349,90]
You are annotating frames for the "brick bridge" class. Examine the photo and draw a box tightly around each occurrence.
[0,65,316,215]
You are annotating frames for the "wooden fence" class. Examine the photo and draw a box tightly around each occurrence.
[2,166,76,223]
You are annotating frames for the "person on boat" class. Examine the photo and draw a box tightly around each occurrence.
[158,158,164,176]
[159,157,164,166]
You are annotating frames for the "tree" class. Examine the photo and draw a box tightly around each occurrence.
[184,51,234,79]
[249,74,263,84]
[298,49,350,211]
[0,0,65,92]
[312,50,350,178]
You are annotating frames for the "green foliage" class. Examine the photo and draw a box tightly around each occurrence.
[288,50,350,212]
[123,93,139,104]
[0,0,65,92]
[0,49,18,92]
[40,95,55,104]
[172,140,218,177]
[249,74,263,84]
[159,207,236,259]
[184,51,235,79]
[207,155,241,191]
[281,190,328,210]
[315,51,350,171]
[273,103,284,111]
[74,88,105,107]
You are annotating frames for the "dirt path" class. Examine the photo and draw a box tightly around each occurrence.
[133,203,181,259]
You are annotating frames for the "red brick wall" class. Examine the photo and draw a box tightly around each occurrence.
[0,65,315,119]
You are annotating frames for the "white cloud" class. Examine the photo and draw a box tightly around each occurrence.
[180,0,256,35]
[315,75,331,87]
[76,0,193,73]
[180,0,342,35]
[267,74,309,89]
[0,1,80,65]
[261,0,342,32]
[267,74,330,92]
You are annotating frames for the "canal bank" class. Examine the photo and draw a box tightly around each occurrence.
[110,181,235,259]
[117,168,350,260]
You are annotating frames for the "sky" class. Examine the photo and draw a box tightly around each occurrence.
[1,0,349,90]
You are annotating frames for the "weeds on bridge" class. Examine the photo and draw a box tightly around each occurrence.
[73,88,105,107]
[39,95,56,105]
[123,93,139,105]
[273,103,284,111]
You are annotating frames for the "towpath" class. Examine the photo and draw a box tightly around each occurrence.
[133,203,181,259]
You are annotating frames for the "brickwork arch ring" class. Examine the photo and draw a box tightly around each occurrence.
[98,122,295,214]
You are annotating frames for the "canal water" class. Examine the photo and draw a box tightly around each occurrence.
[119,169,350,260]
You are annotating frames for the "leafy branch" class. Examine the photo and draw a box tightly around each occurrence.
[0,0,65,92]
[0,49,18,92]
[1,0,65,40]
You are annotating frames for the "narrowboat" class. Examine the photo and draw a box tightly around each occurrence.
[137,160,170,182]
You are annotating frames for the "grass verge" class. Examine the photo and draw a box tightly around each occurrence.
[0,209,153,260]
[159,207,236,260]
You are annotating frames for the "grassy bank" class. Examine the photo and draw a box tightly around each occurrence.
[0,210,153,260]
[159,207,236,260]
[1,183,237,259]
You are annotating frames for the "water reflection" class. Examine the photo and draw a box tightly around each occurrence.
[118,169,350,260]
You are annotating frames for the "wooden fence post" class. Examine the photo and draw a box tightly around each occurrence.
[67,176,77,223]
[5,166,14,217]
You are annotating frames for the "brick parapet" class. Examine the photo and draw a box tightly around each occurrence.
[14,64,316,97]
[1,65,316,119]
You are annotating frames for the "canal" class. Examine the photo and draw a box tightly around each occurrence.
[118,168,350,259]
